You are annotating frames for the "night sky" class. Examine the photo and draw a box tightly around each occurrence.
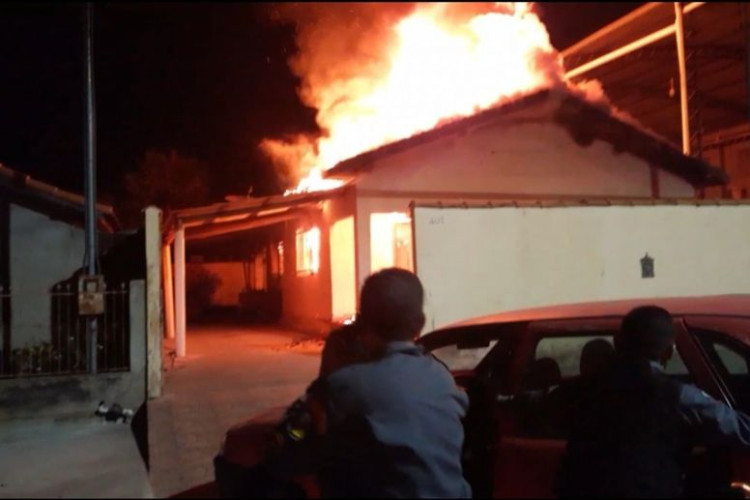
[0,2,642,206]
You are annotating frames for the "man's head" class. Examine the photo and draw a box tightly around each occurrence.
[358,268,426,342]
[615,305,676,365]
[580,338,614,378]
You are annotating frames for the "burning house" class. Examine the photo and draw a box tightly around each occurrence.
[166,87,725,339]
[163,3,729,353]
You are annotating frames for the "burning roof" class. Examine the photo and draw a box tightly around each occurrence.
[260,2,726,193]
[323,88,728,188]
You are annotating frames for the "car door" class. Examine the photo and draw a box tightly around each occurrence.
[491,317,699,499]
[683,316,750,491]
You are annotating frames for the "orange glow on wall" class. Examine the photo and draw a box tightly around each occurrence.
[330,217,356,319]
[296,227,321,274]
[371,212,413,273]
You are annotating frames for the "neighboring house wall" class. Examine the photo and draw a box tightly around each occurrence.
[10,204,85,349]
[0,280,147,420]
[199,263,245,306]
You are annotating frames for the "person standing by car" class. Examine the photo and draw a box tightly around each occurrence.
[557,305,750,498]
[317,268,472,498]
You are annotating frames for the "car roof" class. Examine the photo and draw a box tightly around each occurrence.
[439,294,750,331]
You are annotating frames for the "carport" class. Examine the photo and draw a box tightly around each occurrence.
[162,189,343,357]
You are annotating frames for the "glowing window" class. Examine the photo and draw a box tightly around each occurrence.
[296,227,320,275]
[370,212,413,273]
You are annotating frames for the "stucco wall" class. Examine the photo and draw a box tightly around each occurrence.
[413,204,750,331]
[281,189,356,333]
[199,263,245,306]
[354,119,695,198]
[10,204,86,349]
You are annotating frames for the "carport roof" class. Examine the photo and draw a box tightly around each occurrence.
[323,88,728,188]
[166,186,347,242]
[561,2,749,147]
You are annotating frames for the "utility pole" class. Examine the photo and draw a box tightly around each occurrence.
[83,2,100,374]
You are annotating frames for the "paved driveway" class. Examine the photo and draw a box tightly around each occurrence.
[148,325,321,497]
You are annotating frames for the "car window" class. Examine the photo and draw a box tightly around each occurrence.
[714,343,749,375]
[689,324,750,413]
[534,336,612,377]
[534,335,689,378]
[431,340,499,371]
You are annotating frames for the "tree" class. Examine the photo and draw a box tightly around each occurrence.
[117,150,213,228]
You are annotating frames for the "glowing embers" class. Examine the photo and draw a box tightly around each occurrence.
[371,212,413,273]
[295,227,321,275]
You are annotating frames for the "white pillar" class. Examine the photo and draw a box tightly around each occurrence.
[174,225,187,358]
[144,207,163,398]
[162,243,176,340]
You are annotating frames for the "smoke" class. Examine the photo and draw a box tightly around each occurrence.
[261,3,417,184]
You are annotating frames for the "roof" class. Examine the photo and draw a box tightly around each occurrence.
[562,2,748,147]
[323,88,728,188]
[412,197,750,210]
[0,163,119,232]
[440,294,750,331]
[166,186,348,242]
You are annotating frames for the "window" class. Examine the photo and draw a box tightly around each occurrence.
[691,326,750,413]
[534,334,689,378]
[431,340,499,371]
[370,212,413,273]
[295,227,320,275]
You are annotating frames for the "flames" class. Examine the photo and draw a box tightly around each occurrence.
[262,2,566,194]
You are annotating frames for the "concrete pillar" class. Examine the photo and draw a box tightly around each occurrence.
[174,224,186,358]
[144,207,163,399]
[162,244,176,340]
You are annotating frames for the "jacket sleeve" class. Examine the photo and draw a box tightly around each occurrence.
[678,384,750,447]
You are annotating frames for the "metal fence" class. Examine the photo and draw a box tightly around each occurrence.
[0,283,130,378]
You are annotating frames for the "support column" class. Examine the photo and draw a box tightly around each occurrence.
[144,207,163,399]
[174,224,186,358]
[162,243,175,340]
[674,2,691,156]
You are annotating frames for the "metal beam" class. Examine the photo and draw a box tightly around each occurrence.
[566,44,745,68]
[565,2,706,79]
[675,2,691,155]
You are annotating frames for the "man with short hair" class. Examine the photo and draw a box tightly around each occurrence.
[319,268,471,498]
[558,305,750,498]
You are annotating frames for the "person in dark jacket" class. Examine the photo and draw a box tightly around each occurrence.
[557,305,750,498]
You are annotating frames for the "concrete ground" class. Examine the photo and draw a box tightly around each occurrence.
[0,417,153,499]
[148,325,321,497]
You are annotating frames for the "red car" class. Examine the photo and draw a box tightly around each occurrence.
[207,295,750,498]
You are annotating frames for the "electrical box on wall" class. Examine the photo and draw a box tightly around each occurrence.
[78,275,105,315]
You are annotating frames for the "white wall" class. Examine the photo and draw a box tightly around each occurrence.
[10,205,86,348]
[413,204,750,332]
[354,118,695,198]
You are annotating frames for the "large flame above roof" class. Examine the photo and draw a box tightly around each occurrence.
[262,2,566,194]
